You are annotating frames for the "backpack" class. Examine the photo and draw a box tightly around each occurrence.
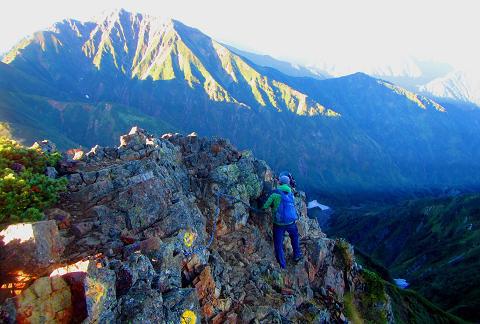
[274,190,298,224]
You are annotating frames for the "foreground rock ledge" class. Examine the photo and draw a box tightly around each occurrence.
[0,127,393,323]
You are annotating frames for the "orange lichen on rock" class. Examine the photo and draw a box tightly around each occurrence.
[193,266,219,319]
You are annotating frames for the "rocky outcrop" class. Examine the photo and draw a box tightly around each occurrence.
[0,127,392,323]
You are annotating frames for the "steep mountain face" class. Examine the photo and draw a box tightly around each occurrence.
[1,9,480,199]
[325,194,480,321]
[2,10,332,117]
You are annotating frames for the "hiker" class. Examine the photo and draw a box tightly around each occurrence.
[263,175,303,269]
[278,171,296,190]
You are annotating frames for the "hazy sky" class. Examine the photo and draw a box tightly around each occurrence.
[0,0,478,72]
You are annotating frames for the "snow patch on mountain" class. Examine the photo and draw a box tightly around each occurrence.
[420,69,480,107]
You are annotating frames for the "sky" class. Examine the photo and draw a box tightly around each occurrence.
[0,0,478,73]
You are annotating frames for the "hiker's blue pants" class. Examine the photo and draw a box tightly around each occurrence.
[273,222,302,269]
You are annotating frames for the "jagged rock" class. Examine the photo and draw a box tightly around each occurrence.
[154,241,184,292]
[107,254,164,322]
[0,128,392,322]
[72,150,85,161]
[119,126,150,151]
[31,140,56,154]
[86,145,106,161]
[123,254,156,288]
[123,236,162,257]
[80,170,97,185]
[71,221,95,237]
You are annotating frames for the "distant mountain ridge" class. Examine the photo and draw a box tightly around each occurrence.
[231,47,480,109]
[224,45,330,80]
[1,9,480,198]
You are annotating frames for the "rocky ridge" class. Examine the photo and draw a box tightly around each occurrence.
[0,127,392,323]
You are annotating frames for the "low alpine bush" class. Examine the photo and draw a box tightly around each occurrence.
[0,137,67,224]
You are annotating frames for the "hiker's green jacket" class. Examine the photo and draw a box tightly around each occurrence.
[262,184,293,225]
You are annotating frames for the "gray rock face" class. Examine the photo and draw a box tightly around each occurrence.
[45,166,58,179]
[31,140,57,154]
[0,127,386,323]
[0,220,64,289]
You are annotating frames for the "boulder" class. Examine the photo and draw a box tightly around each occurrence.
[0,220,64,301]
[0,276,72,324]
[61,260,117,323]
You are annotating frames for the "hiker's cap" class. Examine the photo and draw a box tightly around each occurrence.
[279,175,290,185]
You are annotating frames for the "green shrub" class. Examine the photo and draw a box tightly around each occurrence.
[362,269,387,303]
[359,269,388,323]
[343,293,364,324]
[334,238,354,268]
[0,137,67,224]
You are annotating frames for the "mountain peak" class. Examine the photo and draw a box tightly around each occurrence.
[3,9,338,117]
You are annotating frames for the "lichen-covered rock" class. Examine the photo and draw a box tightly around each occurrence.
[193,266,218,319]
[118,284,164,323]
[163,288,201,323]
[1,276,72,323]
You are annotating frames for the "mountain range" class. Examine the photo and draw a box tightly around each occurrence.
[238,49,480,109]
[1,8,480,200]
